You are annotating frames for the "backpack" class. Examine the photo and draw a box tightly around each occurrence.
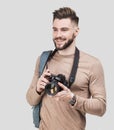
[32,50,52,128]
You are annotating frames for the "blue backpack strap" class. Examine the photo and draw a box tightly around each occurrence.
[33,50,52,128]
[39,50,52,77]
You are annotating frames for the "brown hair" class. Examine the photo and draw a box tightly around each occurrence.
[53,7,79,25]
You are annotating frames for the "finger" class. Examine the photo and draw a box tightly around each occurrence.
[40,77,50,84]
[44,69,51,75]
[54,92,69,101]
[40,82,47,86]
[41,72,51,79]
[36,85,45,92]
[54,90,67,97]
[58,82,69,91]
[46,69,50,73]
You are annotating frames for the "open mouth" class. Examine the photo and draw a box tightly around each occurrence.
[55,38,66,43]
[56,40,64,43]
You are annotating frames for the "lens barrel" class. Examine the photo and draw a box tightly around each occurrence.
[45,74,67,96]
[45,81,61,96]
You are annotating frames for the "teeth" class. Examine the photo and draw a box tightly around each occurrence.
[56,40,64,42]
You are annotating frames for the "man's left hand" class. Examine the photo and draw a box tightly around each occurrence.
[53,82,74,103]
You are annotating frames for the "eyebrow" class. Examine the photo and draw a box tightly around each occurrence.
[52,27,72,29]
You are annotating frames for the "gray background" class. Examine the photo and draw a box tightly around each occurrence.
[0,0,113,130]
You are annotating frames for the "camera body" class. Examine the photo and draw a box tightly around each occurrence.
[45,74,68,96]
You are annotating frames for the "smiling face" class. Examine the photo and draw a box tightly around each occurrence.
[52,18,79,50]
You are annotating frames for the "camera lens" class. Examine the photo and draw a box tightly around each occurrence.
[45,81,59,96]
[45,74,68,96]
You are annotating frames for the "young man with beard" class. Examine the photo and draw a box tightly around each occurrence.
[26,7,106,130]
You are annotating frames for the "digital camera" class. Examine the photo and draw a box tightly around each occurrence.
[45,74,68,96]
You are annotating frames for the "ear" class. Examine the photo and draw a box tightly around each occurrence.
[74,27,79,37]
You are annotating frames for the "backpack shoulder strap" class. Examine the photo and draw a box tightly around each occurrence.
[39,50,52,77]
[32,50,53,128]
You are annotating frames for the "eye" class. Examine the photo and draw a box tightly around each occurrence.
[61,28,69,31]
[53,29,57,32]
[52,27,58,32]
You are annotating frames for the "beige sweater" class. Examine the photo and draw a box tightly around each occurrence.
[26,50,106,130]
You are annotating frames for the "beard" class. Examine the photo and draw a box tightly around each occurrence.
[53,34,76,50]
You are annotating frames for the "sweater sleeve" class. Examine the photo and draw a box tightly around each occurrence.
[74,60,106,116]
[26,56,43,106]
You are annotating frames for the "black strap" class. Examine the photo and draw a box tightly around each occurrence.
[68,47,80,87]
[39,47,79,87]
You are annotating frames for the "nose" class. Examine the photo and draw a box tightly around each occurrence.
[55,30,62,37]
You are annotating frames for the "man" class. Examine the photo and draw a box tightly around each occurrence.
[26,7,106,130]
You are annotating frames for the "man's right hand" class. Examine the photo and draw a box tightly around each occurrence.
[36,69,51,94]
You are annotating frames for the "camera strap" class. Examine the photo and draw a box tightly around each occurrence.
[39,47,79,88]
[68,47,80,88]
